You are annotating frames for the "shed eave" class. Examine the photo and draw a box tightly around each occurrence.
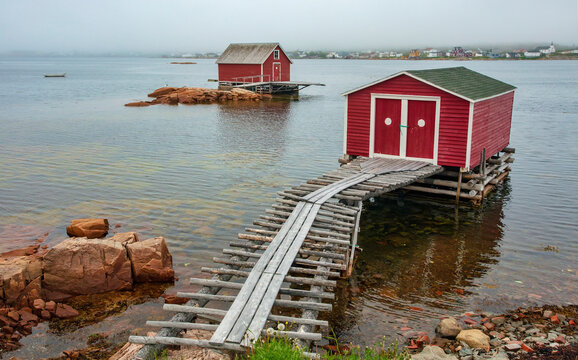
[341,71,516,103]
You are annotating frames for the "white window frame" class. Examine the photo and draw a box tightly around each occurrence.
[274,50,280,60]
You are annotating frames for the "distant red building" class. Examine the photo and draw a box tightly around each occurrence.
[342,67,516,170]
[216,43,292,83]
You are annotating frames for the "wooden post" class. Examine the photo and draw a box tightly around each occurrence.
[345,201,362,277]
[456,168,463,204]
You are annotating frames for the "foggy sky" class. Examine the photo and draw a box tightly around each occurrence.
[1,0,577,54]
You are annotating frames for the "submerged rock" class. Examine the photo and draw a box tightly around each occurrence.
[66,218,109,239]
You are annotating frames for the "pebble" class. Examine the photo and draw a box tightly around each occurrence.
[504,343,521,351]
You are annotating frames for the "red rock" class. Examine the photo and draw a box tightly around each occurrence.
[45,300,56,312]
[569,319,576,326]
[7,311,19,322]
[489,331,505,339]
[551,315,559,324]
[0,255,42,306]
[20,307,32,313]
[416,335,430,346]
[4,341,20,350]
[483,322,495,331]
[40,310,51,320]
[408,339,418,349]
[126,237,174,283]
[54,303,79,319]
[2,325,13,334]
[0,315,14,327]
[435,290,443,296]
[66,218,109,239]
[409,306,423,311]
[42,237,133,300]
[124,101,151,107]
[491,316,506,325]
[455,289,465,295]
[18,310,38,323]
[464,317,478,325]
[554,335,566,344]
[161,294,188,305]
[400,327,411,331]
[521,343,533,352]
[10,332,21,341]
[464,312,476,317]
[32,298,45,311]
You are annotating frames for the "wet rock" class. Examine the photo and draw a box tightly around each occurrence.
[7,311,19,322]
[45,300,56,312]
[40,310,51,320]
[18,310,37,324]
[0,255,42,306]
[32,298,45,311]
[126,237,174,283]
[543,310,553,318]
[483,322,495,331]
[456,329,490,351]
[54,303,79,319]
[66,218,109,239]
[437,317,462,338]
[161,294,188,305]
[491,316,506,325]
[43,237,133,300]
[411,345,458,359]
[124,101,151,107]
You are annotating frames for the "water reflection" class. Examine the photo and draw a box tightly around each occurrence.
[215,99,292,155]
[329,184,510,346]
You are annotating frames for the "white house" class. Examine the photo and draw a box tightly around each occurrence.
[524,50,541,58]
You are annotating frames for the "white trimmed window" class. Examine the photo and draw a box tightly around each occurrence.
[274,50,279,60]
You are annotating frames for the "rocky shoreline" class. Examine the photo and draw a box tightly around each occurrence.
[125,86,270,107]
[409,305,577,359]
[0,218,175,353]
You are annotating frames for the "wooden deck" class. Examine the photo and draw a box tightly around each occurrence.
[130,158,443,358]
[219,81,325,94]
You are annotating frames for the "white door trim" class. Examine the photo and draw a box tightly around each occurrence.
[370,93,441,164]
[272,62,281,81]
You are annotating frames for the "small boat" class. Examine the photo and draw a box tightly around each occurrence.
[44,73,66,78]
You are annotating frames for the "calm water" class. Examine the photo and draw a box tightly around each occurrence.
[0,57,576,356]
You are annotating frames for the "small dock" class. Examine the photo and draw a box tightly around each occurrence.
[218,77,325,95]
[130,158,443,358]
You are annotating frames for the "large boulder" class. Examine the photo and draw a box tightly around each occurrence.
[411,345,458,360]
[436,317,462,338]
[42,237,132,300]
[127,237,174,283]
[66,218,109,239]
[0,255,42,307]
[456,329,490,351]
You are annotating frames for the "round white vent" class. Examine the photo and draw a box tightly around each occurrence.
[417,119,426,127]
[384,117,392,126]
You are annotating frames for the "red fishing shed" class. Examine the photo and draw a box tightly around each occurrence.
[342,67,516,171]
[216,42,292,83]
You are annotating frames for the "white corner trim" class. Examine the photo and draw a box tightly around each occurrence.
[465,102,475,170]
[343,95,348,155]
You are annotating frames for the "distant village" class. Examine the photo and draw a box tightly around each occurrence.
[181,43,578,60]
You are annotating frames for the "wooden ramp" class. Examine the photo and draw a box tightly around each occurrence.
[130,158,442,358]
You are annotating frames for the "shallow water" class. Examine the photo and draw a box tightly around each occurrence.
[0,57,576,356]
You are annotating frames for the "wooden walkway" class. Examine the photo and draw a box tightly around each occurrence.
[129,158,443,358]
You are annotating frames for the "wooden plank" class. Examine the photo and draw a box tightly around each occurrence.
[189,278,243,289]
[176,292,236,302]
[146,321,218,331]
[239,273,285,344]
[163,304,227,317]
[225,272,276,343]
[267,314,328,327]
[129,336,245,352]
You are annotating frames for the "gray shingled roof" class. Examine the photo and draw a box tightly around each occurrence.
[216,43,292,64]
[343,66,516,102]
